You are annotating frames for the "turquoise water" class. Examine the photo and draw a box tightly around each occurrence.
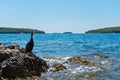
[1,33,120,56]
[0,33,120,80]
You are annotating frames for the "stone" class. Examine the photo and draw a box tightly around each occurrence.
[50,63,66,72]
[67,56,96,66]
[92,53,109,58]
[0,43,49,79]
[0,43,2,45]
[2,55,48,79]
[8,44,20,50]
[0,64,2,79]
[0,44,6,52]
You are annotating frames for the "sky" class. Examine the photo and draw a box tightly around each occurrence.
[0,0,120,33]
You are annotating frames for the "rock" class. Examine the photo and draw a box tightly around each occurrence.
[0,44,26,63]
[0,43,2,45]
[0,43,49,79]
[0,44,6,51]
[0,52,12,63]
[0,63,5,80]
[8,44,20,50]
[2,54,48,79]
[67,56,96,66]
[19,48,26,53]
[0,49,21,63]
[49,63,66,72]
[92,53,109,58]
[99,55,108,58]
[0,64,2,78]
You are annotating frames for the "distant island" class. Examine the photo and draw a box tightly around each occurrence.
[0,27,45,33]
[86,26,120,33]
[63,32,73,34]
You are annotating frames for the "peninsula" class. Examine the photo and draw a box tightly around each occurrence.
[86,26,120,33]
[0,27,45,33]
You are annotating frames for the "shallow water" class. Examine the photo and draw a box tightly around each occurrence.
[0,33,120,80]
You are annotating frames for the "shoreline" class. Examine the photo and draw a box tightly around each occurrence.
[0,42,119,80]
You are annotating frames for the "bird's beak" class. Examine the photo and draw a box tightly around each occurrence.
[32,32,35,34]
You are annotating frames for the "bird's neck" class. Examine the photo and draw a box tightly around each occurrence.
[30,37,33,44]
[30,33,33,41]
[31,33,33,38]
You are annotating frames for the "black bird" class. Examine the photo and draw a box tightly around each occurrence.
[25,32,34,53]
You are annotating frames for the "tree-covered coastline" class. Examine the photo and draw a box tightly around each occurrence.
[0,27,45,33]
[86,26,120,33]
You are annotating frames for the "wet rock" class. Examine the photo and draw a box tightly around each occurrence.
[0,52,12,63]
[0,43,2,45]
[0,44,26,63]
[0,44,6,51]
[2,54,48,79]
[8,44,20,49]
[99,55,108,58]
[0,43,49,79]
[19,48,26,53]
[0,49,21,63]
[67,56,96,66]
[0,64,2,79]
[92,53,109,58]
[50,63,66,72]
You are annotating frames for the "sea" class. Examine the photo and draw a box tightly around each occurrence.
[0,33,120,80]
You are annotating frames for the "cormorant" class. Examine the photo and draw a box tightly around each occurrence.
[25,32,34,53]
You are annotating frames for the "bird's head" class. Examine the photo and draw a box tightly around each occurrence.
[31,31,34,37]
[32,31,34,34]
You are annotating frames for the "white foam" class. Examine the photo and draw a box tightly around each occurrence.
[42,56,102,75]
[66,65,101,74]
[42,56,71,63]
[101,60,111,64]
[63,57,71,61]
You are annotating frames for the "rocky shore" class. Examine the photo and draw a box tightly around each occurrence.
[0,43,112,80]
[0,43,48,79]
